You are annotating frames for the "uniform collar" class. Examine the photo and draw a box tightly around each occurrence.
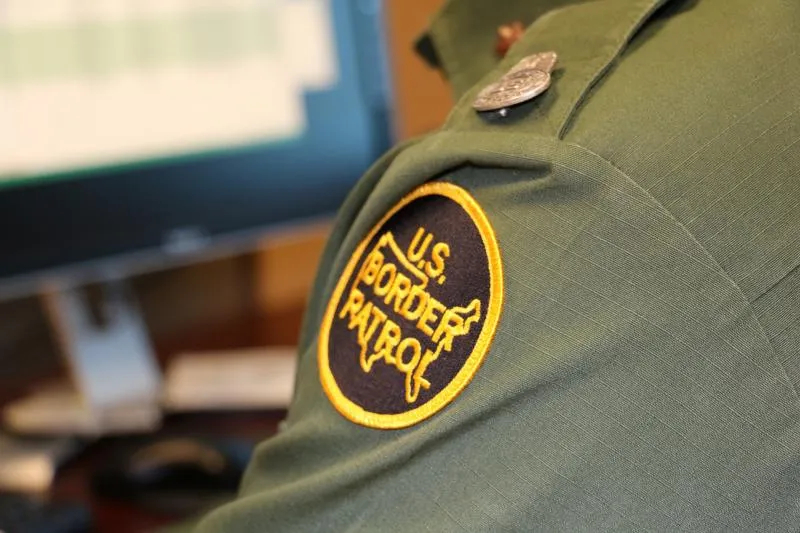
[416,0,670,99]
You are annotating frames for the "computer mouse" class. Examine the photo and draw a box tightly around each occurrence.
[91,436,254,514]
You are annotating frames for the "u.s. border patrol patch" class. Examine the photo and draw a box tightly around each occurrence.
[318,181,503,429]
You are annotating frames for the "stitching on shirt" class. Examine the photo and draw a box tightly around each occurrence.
[565,141,800,409]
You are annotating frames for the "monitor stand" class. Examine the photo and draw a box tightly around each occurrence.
[3,281,162,435]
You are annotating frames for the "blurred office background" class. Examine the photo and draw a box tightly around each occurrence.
[0,1,451,531]
[0,0,452,397]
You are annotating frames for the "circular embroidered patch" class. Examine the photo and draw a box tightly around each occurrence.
[318,181,503,429]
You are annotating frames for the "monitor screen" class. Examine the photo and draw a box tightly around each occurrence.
[0,0,392,297]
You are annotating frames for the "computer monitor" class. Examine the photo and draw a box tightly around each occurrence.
[0,0,393,434]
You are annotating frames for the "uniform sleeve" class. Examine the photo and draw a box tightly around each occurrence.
[193,0,800,531]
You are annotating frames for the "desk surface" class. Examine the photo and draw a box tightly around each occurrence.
[53,411,284,533]
[3,307,303,533]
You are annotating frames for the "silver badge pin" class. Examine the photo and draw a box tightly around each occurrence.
[508,51,558,75]
[473,51,558,113]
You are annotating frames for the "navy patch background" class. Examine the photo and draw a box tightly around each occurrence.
[327,186,491,415]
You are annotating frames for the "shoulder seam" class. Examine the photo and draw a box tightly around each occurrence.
[565,140,800,406]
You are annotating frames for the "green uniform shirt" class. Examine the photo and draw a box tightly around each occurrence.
[196,0,800,530]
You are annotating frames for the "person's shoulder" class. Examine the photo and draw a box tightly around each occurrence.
[568,0,800,401]
[570,0,800,295]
